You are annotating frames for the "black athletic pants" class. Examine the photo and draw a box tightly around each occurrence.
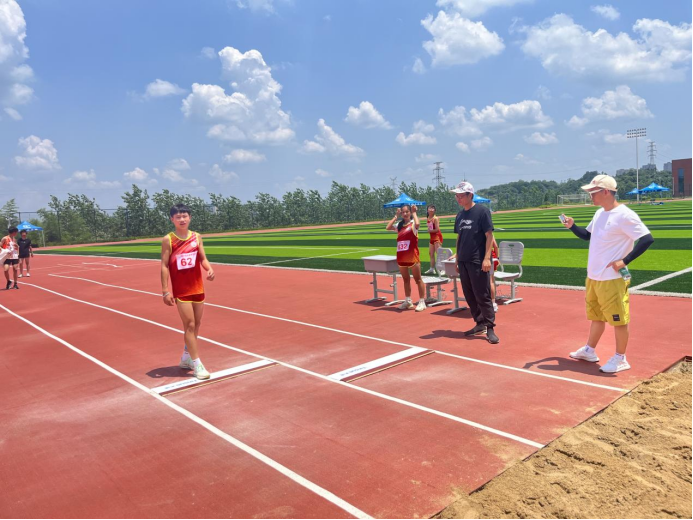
[458,261,495,329]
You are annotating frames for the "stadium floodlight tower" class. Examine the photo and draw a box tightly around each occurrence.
[626,127,646,204]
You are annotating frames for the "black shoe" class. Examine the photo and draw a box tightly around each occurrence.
[464,324,487,336]
[487,328,499,344]
[13,284,19,290]
[5,281,11,290]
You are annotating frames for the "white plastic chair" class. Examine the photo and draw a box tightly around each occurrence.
[493,241,524,304]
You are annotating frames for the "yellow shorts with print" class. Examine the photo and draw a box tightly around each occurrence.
[585,278,630,326]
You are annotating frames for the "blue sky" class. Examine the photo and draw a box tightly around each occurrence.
[0,0,691,211]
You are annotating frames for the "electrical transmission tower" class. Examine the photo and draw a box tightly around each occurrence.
[389,176,398,192]
[647,140,657,167]
[432,162,445,187]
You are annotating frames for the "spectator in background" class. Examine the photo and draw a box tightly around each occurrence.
[449,182,499,344]
[18,230,33,278]
[425,205,444,275]
[1,227,20,290]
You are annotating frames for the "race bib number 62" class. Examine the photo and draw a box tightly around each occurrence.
[177,251,197,270]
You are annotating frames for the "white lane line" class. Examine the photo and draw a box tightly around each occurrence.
[82,262,120,268]
[0,302,371,520]
[152,359,277,395]
[24,282,545,449]
[329,347,432,382]
[256,248,378,266]
[48,274,627,393]
[630,267,693,291]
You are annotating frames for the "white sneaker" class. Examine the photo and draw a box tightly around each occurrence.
[398,300,414,310]
[492,302,498,312]
[415,300,426,312]
[179,356,194,370]
[569,346,599,363]
[194,362,210,380]
[424,268,436,275]
[18,274,22,278]
[26,273,30,277]
[600,355,630,373]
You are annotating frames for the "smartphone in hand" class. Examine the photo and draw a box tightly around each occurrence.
[559,214,567,224]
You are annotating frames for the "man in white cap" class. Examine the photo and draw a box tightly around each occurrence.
[561,174,654,373]
[449,181,499,344]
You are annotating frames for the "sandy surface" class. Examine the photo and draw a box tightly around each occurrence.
[437,361,692,519]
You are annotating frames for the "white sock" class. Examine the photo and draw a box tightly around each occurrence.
[615,353,625,359]
[418,299,425,304]
[181,350,191,360]
[405,297,412,302]
[192,358,201,368]
[584,346,595,354]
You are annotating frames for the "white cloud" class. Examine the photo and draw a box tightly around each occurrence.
[521,14,693,82]
[209,164,239,183]
[64,170,121,189]
[223,149,266,163]
[591,5,619,21]
[123,167,157,186]
[396,120,437,146]
[524,131,558,145]
[436,0,532,18]
[439,99,552,136]
[412,57,426,74]
[154,165,198,185]
[200,47,216,59]
[514,153,541,165]
[235,0,278,14]
[0,1,34,114]
[455,142,470,153]
[471,136,493,150]
[14,136,61,171]
[567,86,653,128]
[586,129,628,144]
[167,158,191,171]
[535,85,551,100]
[300,119,364,157]
[421,11,504,67]
[315,168,331,177]
[415,153,440,163]
[143,79,186,99]
[182,46,295,145]
[4,107,21,120]
[344,101,392,129]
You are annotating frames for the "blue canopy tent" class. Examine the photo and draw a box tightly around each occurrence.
[473,194,491,203]
[639,182,670,193]
[625,188,640,196]
[16,220,45,247]
[382,193,427,208]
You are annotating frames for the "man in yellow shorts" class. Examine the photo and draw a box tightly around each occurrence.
[561,175,654,373]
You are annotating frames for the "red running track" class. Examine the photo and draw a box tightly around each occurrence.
[2,254,691,518]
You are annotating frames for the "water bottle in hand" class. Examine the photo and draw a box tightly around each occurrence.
[619,267,631,281]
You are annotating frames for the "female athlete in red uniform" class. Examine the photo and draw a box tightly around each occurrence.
[386,204,426,312]
[425,205,444,274]
[161,204,216,380]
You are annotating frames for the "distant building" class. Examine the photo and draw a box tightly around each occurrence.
[641,163,656,171]
[664,161,672,173]
[672,158,692,197]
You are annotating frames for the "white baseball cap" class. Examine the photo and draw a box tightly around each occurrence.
[450,181,474,194]
[581,174,617,192]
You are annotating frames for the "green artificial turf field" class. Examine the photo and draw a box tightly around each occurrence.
[40,200,692,294]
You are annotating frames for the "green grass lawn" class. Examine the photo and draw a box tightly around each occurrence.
[39,200,692,294]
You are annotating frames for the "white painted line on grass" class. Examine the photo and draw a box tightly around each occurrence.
[47,273,627,393]
[152,359,277,395]
[0,302,372,520]
[329,347,431,381]
[256,248,378,266]
[630,267,693,291]
[24,282,545,449]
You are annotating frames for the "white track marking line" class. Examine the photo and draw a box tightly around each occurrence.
[256,248,378,266]
[329,347,430,381]
[48,274,627,393]
[24,282,544,449]
[630,267,693,291]
[0,302,371,520]
[152,359,277,394]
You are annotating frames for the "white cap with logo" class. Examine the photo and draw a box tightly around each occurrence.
[450,181,474,194]
[581,174,617,192]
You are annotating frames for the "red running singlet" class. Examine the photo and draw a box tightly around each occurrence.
[168,231,204,300]
[427,217,444,245]
[396,222,420,267]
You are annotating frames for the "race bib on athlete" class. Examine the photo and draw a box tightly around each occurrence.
[397,240,410,252]
[176,251,197,270]
[427,221,434,231]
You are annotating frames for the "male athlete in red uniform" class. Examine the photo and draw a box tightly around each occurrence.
[161,204,215,380]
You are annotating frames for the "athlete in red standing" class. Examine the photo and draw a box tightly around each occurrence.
[161,204,215,380]
[386,204,426,312]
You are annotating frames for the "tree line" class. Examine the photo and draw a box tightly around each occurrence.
[0,168,677,246]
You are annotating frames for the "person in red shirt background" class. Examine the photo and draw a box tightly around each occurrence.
[425,205,444,275]
[1,227,20,290]
[386,204,426,312]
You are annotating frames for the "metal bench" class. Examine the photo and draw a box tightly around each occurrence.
[362,255,402,306]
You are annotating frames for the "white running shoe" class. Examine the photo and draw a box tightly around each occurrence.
[194,362,210,380]
[569,346,599,363]
[415,300,426,312]
[179,356,194,370]
[492,302,498,312]
[18,274,22,278]
[398,300,414,310]
[424,268,436,275]
[600,355,630,373]
[26,273,30,277]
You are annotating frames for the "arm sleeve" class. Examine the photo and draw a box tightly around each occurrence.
[569,224,591,241]
[623,234,654,265]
